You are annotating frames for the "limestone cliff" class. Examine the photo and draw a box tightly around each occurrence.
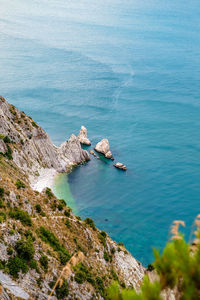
[0,96,90,177]
[0,97,145,299]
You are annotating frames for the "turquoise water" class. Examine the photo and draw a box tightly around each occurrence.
[1,0,200,265]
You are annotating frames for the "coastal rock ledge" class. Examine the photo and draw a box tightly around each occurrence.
[0,96,90,191]
[78,125,91,145]
[94,138,114,160]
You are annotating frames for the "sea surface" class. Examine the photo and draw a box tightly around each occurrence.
[1,0,200,265]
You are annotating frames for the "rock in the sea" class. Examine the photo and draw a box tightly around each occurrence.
[114,162,127,171]
[94,139,114,159]
[78,126,91,145]
[89,150,98,158]
[105,151,114,160]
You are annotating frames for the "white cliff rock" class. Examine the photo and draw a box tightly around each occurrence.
[114,162,127,171]
[0,96,90,190]
[78,126,91,145]
[0,139,7,154]
[94,138,114,160]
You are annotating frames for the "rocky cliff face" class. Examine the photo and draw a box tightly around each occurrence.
[0,96,90,178]
[0,97,145,299]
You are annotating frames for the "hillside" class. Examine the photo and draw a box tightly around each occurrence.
[0,96,145,299]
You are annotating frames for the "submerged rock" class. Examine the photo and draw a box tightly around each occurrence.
[114,162,127,171]
[94,139,114,160]
[89,150,98,157]
[78,126,91,145]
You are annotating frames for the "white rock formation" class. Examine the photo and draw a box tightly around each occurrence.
[94,138,114,159]
[0,96,90,189]
[78,126,91,145]
[114,162,127,170]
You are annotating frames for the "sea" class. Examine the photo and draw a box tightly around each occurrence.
[0,0,200,265]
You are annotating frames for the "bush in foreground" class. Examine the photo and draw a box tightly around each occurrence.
[107,216,200,300]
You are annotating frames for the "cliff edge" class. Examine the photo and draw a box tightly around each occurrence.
[0,97,145,299]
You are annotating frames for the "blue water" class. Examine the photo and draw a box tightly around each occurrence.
[1,0,200,265]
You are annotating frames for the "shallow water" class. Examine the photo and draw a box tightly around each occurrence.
[1,0,200,265]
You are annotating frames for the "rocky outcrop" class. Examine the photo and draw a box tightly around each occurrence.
[0,96,146,299]
[0,97,90,183]
[114,162,127,171]
[0,139,7,154]
[94,139,114,160]
[78,126,91,145]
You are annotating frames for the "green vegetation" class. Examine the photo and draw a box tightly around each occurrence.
[73,263,105,296]
[15,238,35,260]
[30,259,40,273]
[74,263,94,285]
[45,187,53,198]
[24,229,35,241]
[6,236,36,279]
[7,256,28,278]
[117,242,124,246]
[4,145,13,160]
[107,218,200,300]
[3,136,11,144]
[0,211,6,223]
[39,255,48,271]
[35,204,42,213]
[64,209,70,217]
[65,219,71,228]
[9,107,16,116]
[37,226,71,263]
[0,134,5,139]
[104,251,110,262]
[7,246,13,255]
[32,121,38,128]
[15,179,26,189]
[55,278,69,299]
[0,187,4,197]
[9,209,32,226]
[57,199,66,211]
[84,217,96,230]
[98,231,107,247]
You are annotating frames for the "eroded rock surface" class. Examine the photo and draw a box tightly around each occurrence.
[78,126,91,145]
[0,97,90,181]
[94,139,114,160]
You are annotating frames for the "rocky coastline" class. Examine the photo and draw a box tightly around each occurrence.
[0,96,144,299]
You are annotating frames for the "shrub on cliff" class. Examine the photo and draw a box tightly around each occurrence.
[84,217,96,230]
[9,209,32,226]
[3,136,11,143]
[55,278,69,299]
[45,187,54,198]
[107,216,200,300]
[37,226,71,263]
[4,145,13,160]
[15,238,35,261]
[74,263,94,285]
[35,204,42,213]
[15,179,26,189]
[39,255,48,271]
[7,256,28,278]
[0,187,4,197]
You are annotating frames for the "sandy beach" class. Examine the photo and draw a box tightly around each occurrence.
[30,168,58,192]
